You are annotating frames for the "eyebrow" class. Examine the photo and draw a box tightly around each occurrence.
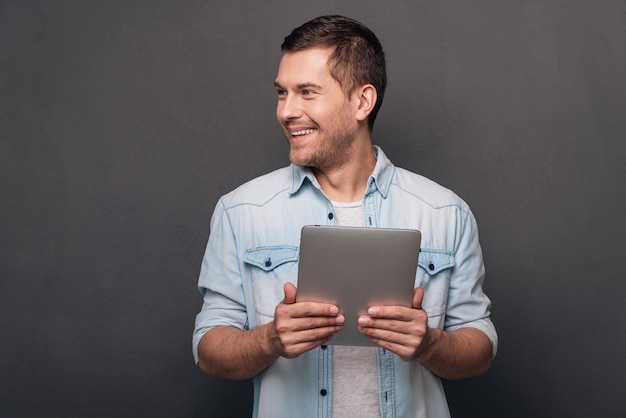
[274,81,323,90]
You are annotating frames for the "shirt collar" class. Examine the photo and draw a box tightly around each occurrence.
[289,145,395,198]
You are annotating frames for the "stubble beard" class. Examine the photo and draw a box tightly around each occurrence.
[287,121,357,172]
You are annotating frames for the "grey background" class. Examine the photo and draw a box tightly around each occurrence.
[1,1,625,417]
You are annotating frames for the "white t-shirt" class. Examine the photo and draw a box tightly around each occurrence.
[331,200,380,418]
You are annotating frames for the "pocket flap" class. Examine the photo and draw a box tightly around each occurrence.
[418,249,455,275]
[244,246,299,271]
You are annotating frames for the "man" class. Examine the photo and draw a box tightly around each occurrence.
[193,15,497,418]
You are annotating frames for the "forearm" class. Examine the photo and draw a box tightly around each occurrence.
[416,327,492,380]
[198,324,279,380]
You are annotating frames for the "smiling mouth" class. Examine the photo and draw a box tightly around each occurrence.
[291,128,318,137]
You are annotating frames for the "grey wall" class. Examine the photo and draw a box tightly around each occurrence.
[1,1,625,417]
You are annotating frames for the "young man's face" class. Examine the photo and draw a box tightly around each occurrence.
[274,47,361,171]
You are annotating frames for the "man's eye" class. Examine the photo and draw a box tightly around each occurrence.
[302,90,313,96]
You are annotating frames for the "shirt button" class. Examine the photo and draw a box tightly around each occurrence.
[428,263,435,271]
[320,389,327,396]
[321,345,327,350]
[328,212,334,220]
[265,259,272,267]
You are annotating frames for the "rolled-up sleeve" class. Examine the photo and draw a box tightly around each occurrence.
[444,206,498,358]
[192,197,248,364]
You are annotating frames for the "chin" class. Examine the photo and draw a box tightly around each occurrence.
[289,146,309,165]
[289,154,308,167]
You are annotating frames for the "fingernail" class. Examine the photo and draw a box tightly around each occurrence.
[368,307,378,315]
[330,306,339,314]
[358,316,367,325]
[336,315,345,324]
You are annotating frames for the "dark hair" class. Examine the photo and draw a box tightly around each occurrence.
[281,15,387,131]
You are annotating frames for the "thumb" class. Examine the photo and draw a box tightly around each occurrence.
[283,282,297,305]
[412,287,424,310]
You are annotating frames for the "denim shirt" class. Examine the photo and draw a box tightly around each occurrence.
[193,146,497,418]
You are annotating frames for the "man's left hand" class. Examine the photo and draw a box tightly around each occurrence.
[357,287,432,361]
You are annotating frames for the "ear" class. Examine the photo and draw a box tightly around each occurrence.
[354,84,377,122]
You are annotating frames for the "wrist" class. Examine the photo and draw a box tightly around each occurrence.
[416,327,442,362]
[260,322,282,360]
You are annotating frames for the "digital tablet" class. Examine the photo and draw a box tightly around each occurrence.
[296,225,421,346]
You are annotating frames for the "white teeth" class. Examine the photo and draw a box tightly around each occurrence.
[291,129,317,136]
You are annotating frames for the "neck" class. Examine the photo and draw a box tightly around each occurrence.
[314,141,376,202]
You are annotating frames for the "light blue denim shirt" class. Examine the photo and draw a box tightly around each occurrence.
[193,146,497,418]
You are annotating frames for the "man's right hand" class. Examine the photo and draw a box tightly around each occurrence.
[270,282,344,358]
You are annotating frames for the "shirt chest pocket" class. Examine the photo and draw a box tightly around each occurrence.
[416,250,455,323]
[244,246,299,326]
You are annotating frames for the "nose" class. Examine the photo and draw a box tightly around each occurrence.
[276,94,302,122]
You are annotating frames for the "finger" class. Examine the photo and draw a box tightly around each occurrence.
[288,314,345,331]
[280,335,335,359]
[358,320,422,347]
[365,305,415,321]
[279,322,344,356]
[359,317,407,333]
[359,326,415,353]
[412,287,424,310]
[277,298,343,327]
[358,312,426,338]
[297,321,344,338]
[361,336,416,361]
[283,282,297,304]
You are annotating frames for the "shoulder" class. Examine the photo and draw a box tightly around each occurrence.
[391,166,470,212]
[220,166,293,208]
